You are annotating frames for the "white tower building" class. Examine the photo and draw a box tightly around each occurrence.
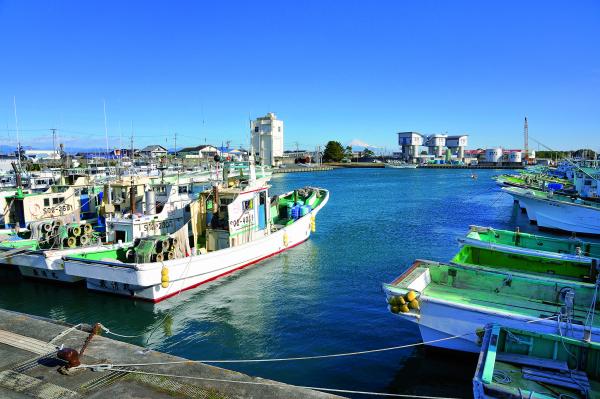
[397,132,424,162]
[446,135,468,160]
[251,112,284,166]
[426,134,447,157]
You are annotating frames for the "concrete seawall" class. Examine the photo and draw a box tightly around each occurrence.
[272,166,334,173]
[0,308,343,398]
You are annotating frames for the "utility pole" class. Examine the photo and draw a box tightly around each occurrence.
[103,100,110,167]
[13,97,22,172]
[51,128,57,165]
[524,117,529,165]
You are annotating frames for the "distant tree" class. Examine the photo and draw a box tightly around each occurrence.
[344,146,353,159]
[362,148,375,158]
[573,149,597,160]
[536,150,570,159]
[323,141,345,162]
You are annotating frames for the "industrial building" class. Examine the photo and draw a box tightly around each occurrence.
[465,148,533,165]
[397,132,468,163]
[251,112,284,166]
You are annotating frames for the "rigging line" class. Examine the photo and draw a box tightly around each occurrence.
[529,137,597,180]
[96,368,460,399]
[76,315,559,370]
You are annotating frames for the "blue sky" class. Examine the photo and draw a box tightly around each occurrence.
[0,1,598,153]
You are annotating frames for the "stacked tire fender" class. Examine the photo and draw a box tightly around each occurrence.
[29,220,94,249]
[63,222,95,249]
[29,220,62,249]
[126,235,183,264]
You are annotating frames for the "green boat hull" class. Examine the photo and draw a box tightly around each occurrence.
[454,226,600,282]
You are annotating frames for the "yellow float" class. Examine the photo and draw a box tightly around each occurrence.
[161,266,169,288]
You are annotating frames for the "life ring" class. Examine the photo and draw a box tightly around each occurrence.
[31,203,42,218]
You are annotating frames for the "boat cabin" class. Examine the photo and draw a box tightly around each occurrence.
[574,167,600,200]
[104,181,200,244]
[194,161,271,252]
[5,188,82,228]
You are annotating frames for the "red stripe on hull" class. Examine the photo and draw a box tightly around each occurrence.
[148,237,309,303]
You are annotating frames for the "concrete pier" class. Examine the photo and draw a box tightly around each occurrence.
[0,309,343,398]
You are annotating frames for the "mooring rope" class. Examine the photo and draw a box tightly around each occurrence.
[74,314,559,370]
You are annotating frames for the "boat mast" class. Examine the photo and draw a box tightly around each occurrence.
[13,96,22,174]
[103,100,111,192]
[130,122,136,214]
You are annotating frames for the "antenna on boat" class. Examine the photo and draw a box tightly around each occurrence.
[103,100,111,190]
[103,100,110,168]
[13,96,22,174]
[130,121,136,215]
[248,144,256,183]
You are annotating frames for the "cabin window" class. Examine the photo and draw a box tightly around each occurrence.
[115,230,126,243]
[178,185,188,194]
[52,197,61,205]
[44,199,50,207]
[242,199,253,211]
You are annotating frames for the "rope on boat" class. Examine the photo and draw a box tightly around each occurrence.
[84,367,461,399]
[73,314,560,370]
[98,324,145,339]
[98,255,199,342]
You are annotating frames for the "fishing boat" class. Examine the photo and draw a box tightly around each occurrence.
[63,160,329,302]
[385,161,418,169]
[452,225,600,281]
[494,173,573,192]
[382,259,600,353]
[473,324,600,398]
[0,176,205,283]
[502,187,600,235]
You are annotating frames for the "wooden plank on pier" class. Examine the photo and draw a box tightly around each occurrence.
[0,329,56,355]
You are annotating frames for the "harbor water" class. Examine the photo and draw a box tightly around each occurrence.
[0,168,564,397]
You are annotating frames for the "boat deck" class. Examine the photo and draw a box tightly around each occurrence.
[489,360,600,399]
[423,283,589,321]
[398,261,600,326]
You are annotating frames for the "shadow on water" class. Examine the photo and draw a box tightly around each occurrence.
[386,346,477,398]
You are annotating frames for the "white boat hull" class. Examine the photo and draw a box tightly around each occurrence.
[0,244,124,283]
[395,297,598,353]
[532,201,600,235]
[385,164,418,169]
[64,199,327,302]
[504,188,600,234]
